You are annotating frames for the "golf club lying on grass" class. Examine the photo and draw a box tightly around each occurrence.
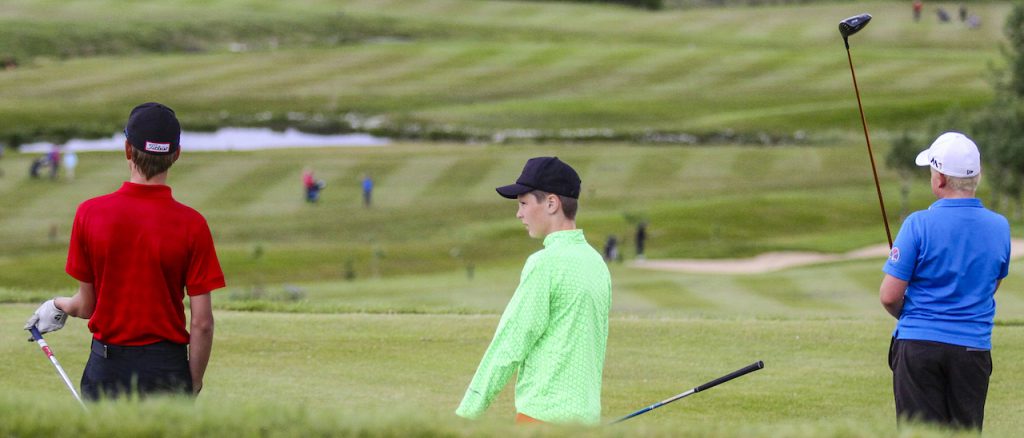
[840,13,893,249]
[28,326,87,409]
[611,360,764,424]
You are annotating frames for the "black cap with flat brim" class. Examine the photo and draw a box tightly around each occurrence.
[124,102,181,155]
[496,156,581,199]
[496,182,537,199]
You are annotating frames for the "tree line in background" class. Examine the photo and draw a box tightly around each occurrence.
[888,3,1024,221]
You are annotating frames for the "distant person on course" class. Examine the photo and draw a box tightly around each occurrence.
[456,156,612,425]
[635,221,647,260]
[47,144,61,180]
[302,167,325,203]
[603,235,618,262]
[362,173,373,208]
[24,102,226,400]
[880,132,1010,430]
[63,147,78,181]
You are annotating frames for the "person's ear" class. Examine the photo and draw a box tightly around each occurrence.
[936,173,948,189]
[172,149,180,163]
[546,194,560,214]
[124,141,132,160]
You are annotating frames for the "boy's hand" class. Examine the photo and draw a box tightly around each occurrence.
[24,299,68,337]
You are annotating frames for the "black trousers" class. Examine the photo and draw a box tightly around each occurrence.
[888,338,992,430]
[81,339,192,401]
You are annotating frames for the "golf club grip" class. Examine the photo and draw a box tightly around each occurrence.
[29,326,43,341]
[693,361,764,393]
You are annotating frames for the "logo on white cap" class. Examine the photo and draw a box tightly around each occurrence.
[914,132,980,178]
[145,141,171,153]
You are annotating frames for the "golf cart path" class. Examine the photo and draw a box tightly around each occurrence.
[631,239,1024,275]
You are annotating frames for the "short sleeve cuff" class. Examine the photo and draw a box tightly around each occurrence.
[65,266,94,284]
[187,278,225,296]
[882,264,911,282]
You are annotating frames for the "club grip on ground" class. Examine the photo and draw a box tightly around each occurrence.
[693,360,764,393]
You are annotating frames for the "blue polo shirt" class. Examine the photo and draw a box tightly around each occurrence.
[883,198,1010,350]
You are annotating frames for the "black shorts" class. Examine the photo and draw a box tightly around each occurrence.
[81,339,192,401]
[888,338,992,430]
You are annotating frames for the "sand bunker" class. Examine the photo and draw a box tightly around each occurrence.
[632,239,1024,274]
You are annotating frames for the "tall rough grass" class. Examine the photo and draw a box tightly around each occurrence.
[0,394,990,437]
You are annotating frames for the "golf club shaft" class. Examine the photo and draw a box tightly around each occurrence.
[845,47,893,249]
[611,361,764,424]
[29,327,87,409]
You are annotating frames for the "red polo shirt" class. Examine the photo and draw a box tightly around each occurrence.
[66,182,225,346]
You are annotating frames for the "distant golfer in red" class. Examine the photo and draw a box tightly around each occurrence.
[25,102,225,400]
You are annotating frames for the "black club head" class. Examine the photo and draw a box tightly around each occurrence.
[839,13,872,39]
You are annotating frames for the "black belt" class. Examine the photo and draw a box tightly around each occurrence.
[91,339,187,359]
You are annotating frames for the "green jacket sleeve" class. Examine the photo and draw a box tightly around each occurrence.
[456,256,551,418]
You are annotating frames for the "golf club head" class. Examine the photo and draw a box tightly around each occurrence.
[839,13,872,39]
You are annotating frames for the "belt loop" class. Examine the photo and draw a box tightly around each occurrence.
[92,339,109,358]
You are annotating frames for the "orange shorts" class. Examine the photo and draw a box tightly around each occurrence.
[515,413,544,424]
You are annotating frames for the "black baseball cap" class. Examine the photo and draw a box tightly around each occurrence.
[496,156,581,199]
[124,102,181,155]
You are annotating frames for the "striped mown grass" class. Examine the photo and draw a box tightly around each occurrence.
[0,141,949,291]
[3,140,1020,293]
[0,1,1011,143]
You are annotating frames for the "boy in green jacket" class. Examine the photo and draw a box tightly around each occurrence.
[456,156,612,425]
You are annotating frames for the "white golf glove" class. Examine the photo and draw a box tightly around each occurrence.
[24,299,68,335]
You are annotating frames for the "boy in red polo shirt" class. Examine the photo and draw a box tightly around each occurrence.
[25,102,225,400]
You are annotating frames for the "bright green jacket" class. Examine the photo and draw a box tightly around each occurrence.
[456,229,612,424]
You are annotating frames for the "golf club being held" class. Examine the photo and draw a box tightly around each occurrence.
[611,361,764,424]
[840,13,893,249]
[29,326,87,409]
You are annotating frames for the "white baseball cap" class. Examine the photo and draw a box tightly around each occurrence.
[915,132,980,177]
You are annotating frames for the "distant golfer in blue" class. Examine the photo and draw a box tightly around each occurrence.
[880,132,1010,431]
[362,173,373,208]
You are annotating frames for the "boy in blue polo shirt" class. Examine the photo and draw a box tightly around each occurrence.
[880,132,1010,430]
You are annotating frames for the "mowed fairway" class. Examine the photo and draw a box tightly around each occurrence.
[0,142,998,292]
[0,1,1010,140]
[3,142,1024,436]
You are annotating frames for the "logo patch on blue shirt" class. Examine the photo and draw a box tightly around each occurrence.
[889,246,901,263]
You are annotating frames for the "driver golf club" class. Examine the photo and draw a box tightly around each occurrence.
[840,13,872,49]
[611,361,764,424]
[29,326,87,409]
[839,13,893,249]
